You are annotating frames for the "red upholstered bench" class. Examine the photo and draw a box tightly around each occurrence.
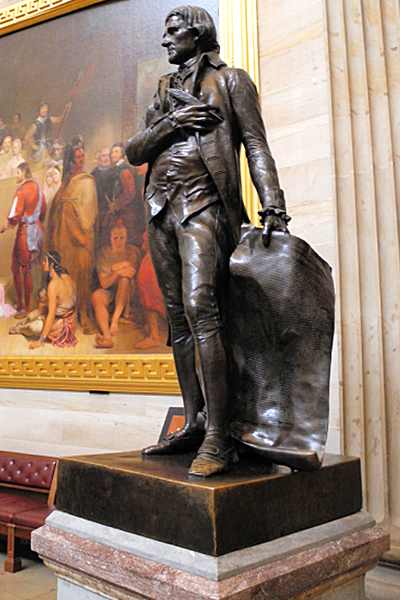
[0,451,58,573]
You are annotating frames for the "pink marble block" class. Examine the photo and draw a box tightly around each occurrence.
[32,525,389,600]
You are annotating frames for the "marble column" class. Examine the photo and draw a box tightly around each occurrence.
[257,0,400,564]
[324,0,400,564]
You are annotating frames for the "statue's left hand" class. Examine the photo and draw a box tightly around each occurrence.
[262,215,289,248]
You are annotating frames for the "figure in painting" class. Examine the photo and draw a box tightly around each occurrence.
[134,231,166,350]
[42,139,65,170]
[101,143,145,248]
[25,101,71,165]
[28,251,78,350]
[43,166,62,209]
[0,135,13,176]
[92,221,141,349]
[126,6,289,476]
[46,135,98,331]
[0,116,10,147]
[2,138,24,179]
[1,162,46,318]
[9,287,48,338]
[91,146,112,248]
[10,113,26,145]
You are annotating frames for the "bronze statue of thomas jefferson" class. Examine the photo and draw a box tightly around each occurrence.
[126,5,290,477]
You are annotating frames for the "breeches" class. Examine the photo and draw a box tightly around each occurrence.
[147,201,235,344]
[11,234,33,310]
[12,230,31,268]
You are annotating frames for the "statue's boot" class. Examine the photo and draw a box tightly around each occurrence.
[188,331,238,477]
[142,427,205,455]
[142,333,205,456]
[189,433,239,476]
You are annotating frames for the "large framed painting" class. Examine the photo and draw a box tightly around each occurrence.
[0,0,258,392]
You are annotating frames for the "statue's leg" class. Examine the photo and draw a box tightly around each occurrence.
[178,203,238,476]
[142,208,205,456]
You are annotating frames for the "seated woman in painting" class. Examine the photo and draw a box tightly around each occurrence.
[28,251,78,349]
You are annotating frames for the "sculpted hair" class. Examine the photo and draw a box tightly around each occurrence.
[166,6,219,52]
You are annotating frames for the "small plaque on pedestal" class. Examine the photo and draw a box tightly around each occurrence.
[57,452,362,556]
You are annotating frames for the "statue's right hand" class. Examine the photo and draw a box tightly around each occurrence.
[174,104,222,132]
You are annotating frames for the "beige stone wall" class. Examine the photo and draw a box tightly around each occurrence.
[0,388,181,456]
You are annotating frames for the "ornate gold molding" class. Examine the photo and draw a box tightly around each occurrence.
[0,0,259,393]
[0,0,106,36]
[219,0,260,226]
[0,355,180,393]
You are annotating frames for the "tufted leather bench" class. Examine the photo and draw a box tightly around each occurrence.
[0,452,58,573]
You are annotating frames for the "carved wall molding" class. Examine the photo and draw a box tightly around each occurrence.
[0,0,106,35]
[0,355,179,393]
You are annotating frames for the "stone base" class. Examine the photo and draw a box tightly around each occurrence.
[32,511,389,600]
[56,576,366,600]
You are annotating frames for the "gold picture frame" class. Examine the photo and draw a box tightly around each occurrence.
[0,0,259,393]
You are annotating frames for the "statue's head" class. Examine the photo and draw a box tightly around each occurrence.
[163,6,219,65]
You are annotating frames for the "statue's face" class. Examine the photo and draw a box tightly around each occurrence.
[162,15,198,65]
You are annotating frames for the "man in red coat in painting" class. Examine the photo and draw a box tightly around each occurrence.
[100,143,145,248]
[2,162,46,317]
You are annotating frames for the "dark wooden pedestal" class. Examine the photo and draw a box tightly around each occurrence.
[57,452,362,556]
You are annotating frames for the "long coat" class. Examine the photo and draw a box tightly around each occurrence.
[126,51,285,244]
